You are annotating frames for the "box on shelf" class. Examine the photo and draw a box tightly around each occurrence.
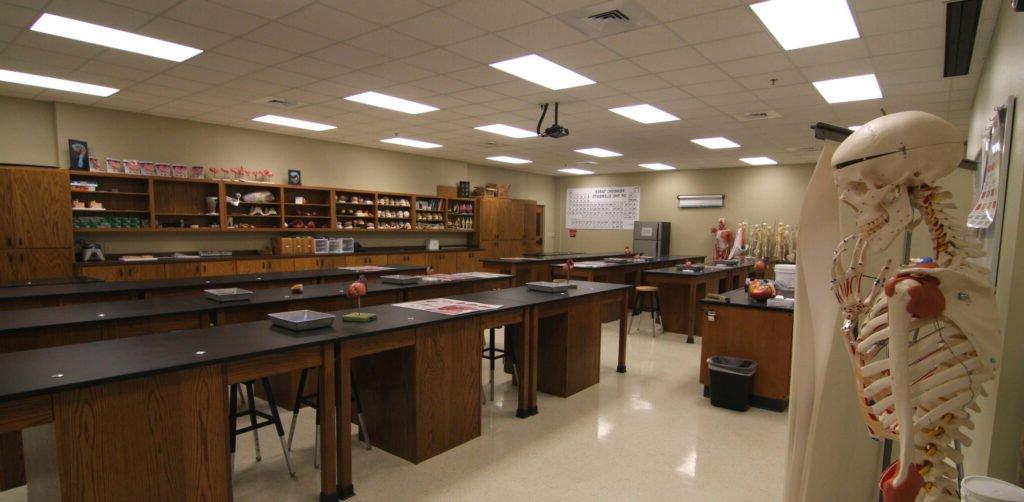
[273,237,295,255]
[436,185,457,198]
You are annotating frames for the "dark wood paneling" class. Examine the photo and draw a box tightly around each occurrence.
[52,365,230,501]
[536,298,602,397]
[415,317,481,462]
[698,304,793,402]
[350,344,417,462]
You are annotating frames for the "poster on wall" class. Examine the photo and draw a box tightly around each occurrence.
[967,96,1015,284]
[967,112,1003,229]
[565,186,640,230]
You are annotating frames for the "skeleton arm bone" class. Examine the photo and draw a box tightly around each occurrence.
[886,278,918,489]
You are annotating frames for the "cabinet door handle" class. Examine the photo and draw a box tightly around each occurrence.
[18,237,23,246]
[4,237,10,247]
[19,254,24,263]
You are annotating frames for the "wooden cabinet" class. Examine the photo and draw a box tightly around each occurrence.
[164,262,201,278]
[6,169,72,249]
[235,259,267,275]
[293,257,321,271]
[428,252,456,274]
[80,264,126,281]
[386,253,428,266]
[124,264,165,281]
[456,251,484,272]
[345,254,387,267]
[320,256,347,269]
[267,259,294,272]
[0,171,14,249]
[1,249,73,282]
[200,261,236,277]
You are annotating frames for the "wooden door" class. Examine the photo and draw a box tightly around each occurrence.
[0,171,14,249]
[321,256,346,269]
[476,198,500,241]
[200,261,236,277]
[428,252,456,273]
[0,251,17,282]
[525,204,544,254]
[123,264,165,281]
[11,169,72,248]
[293,257,319,271]
[165,262,201,278]
[455,251,482,272]
[235,259,266,275]
[80,265,124,281]
[267,259,295,272]
[19,249,74,280]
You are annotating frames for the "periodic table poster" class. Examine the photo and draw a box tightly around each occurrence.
[566,186,640,229]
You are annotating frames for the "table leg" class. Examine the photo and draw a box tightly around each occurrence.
[686,282,697,344]
[516,312,531,419]
[617,291,628,373]
[337,352,354,499]
[528,307,539,415]
[319,344,338,502]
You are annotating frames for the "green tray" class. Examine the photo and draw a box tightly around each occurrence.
[342,312,377,323]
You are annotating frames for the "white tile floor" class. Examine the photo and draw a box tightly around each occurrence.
[0,322,788,501]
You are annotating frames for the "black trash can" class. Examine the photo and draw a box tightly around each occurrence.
[707,356,758,411]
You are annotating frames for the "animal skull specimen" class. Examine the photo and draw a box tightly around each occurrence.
[830,111,1001,501]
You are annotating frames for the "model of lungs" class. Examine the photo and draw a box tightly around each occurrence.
[829,111,1001,501]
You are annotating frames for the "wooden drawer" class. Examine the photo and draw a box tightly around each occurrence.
[79,264,124,281]
[267,258,294,273]
[200,261,236,277]
[165,262,201,278]
[234,259,267,275]
[320,256,347,268]
[387,253,428,266]
[123,263,165,281]
[346,254,387,267]
[292,257,320,271]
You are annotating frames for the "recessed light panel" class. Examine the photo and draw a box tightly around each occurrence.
[0,68,118,96]
[558,168,594,175]
[750,0,860,50]
[690,137,740,149]
[812,74,882,104]
[487,156,532,164]
[638,163,676,171]
[252,115,335,131]
[30,13,202,62]
[575,147,621,158]
[345,91,438,114]
[380,137,442,149]
[490,54,595,90]
[475,124,537,138]
[740,157,777,166]
[608,104,679,124]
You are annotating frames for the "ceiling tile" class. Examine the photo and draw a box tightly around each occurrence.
[735,69,807,90]
[542,41,621,69]
[681,79,745,97]
[497,18,587,52]
[869,48,943,72]
[309,43,388,69]
[637,0,741,22]
[401,48,477,74]
[214,38,295,65]
[717,53,794,78]
[449,66,514,86]
[279,4,379,42]
[165,0,267,35]
[0,3,39,28]
[391,10,485,45]
[605,74,671,93]
[633,46,709,73]
[244,22,334,53]
[447,34,527,65]
[348,28,433,59]
[443,0,547,32]
[579,59,647,82]
[248,66,317,87]
[321,0,431,24]
[412,75,475,94]
[877,65,942,86]
[104,0,182,14]
[185,51,267,75]
[363,61,436,83]
[667,6,762,45]
[786,39,870,67]
[694,32,780,63]
[274,56,349,79]
[599,25,683,58]
[865,26,943,55]
[857,1,944,37]
[658,65,729,86]
[146,74,212,92]
[137,17,234,49]
[46,0,154,30]
[797,58,877,82]
[210,0,313,19]
[13,30,106,59]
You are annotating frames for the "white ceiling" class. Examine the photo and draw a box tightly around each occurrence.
[0,0,1000,175]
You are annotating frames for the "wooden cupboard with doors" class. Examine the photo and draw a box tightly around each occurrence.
[427,252,457,274]
[473,198,542,258]
[0,167,74,282]
[525,204,544,255]
[346,254,387,267]
[455,250,485,272]
[386,253,428,266]
[200,260,236,277]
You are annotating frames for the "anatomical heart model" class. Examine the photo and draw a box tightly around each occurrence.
[829,111,1001,501]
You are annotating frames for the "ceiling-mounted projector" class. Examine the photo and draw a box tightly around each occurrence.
[537,102,569,138]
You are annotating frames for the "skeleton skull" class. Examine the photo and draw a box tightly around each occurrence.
[832,111,963,252]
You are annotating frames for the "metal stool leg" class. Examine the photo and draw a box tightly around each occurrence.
[351,371,371,450]
[505,332,520,387]
[627,292,642,334]
[259,378,295,477]
[245,382,261,462]
[287,368,309,451]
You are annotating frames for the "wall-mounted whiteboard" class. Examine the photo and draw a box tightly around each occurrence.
[566,186,640,229]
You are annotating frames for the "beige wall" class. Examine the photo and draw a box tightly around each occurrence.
[961,1,1024,482]
[0,96,557,254]
[553,164,815,257]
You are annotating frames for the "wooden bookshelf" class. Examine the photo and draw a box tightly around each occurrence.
[68,172,478,235]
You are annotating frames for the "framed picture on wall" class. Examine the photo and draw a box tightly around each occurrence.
[288,169,302,185]
[68,139,89,170]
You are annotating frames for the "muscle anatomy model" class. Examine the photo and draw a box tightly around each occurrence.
[829,111,1001,501]
[711,218,734,261]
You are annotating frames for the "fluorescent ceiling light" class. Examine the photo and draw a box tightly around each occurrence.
[638,163,676,171]
[345,91,438,114]
[252,115,335,131]
[0,68,117,97]
[575,147,621,158]
[487,155,532,164]
[740,156,777,166]
[609,104,679,124]
[30,13,202,62]
[558,168,593,175]
[848,125,862,131]
[380,137,442,149]
[475,124,536,138]
[812,74,882,104]
[690,137,740,149]
[489,54,595,90]
[750,0,860,50]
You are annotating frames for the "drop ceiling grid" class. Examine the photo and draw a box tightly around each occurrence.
[0,0,996,175]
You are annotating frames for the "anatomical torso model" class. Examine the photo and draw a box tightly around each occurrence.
[829,111,1001,501]
[711,218,734,261]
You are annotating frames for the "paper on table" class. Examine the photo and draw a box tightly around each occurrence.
[394,298,502,316]
[340,265,394,272]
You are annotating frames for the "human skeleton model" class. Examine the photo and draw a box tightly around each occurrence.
[711,218,734,261]
[829,111,1001,501]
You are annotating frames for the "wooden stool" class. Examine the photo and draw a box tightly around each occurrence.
[229,378,295,476]
[482,328,519,402]
[287,367,370,467]
[628,286,663,337]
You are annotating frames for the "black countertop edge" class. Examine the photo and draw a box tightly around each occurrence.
[0,276,101,288]
[481,251,626,264]
[0,281,626,403]
[546,255,704,268]
[76,247,485,267]
[643,263,755,276]
[698,287,795,312]
[0,274,515,333]
[0,264,427,300]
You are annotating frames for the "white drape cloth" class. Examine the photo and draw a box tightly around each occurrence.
[783,141,881,501]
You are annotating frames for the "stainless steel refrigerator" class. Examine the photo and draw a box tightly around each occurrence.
[632,221,670,257]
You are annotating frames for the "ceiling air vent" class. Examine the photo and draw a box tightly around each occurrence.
[559,0,656,37]
[256,96,299,108]
[733,110,782,122]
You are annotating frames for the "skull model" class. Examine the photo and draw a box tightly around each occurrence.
[830,111,1001,501]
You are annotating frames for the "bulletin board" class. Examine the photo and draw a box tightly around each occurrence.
[565,186,640,229]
